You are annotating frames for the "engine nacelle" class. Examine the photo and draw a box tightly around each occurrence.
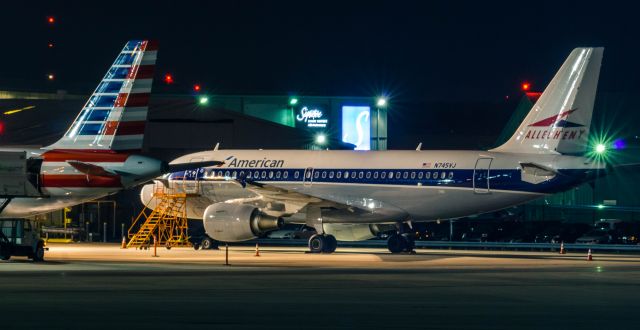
[323,223,394,242]
[203,203,284,242]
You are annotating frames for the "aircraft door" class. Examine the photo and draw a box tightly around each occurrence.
[303,167,314,187]
[473,157,493,194]
[182,158,204,194]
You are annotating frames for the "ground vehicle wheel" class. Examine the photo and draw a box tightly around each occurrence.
[323,235,337,253]
[33,242,45,262]
[1,254,10,261]
[166,246,172,250]
[201,237,214,250]
[193,243,200,250]
[308,234,325,253]
[387,234,404,253]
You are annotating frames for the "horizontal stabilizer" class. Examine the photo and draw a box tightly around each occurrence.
[67,160,117,177]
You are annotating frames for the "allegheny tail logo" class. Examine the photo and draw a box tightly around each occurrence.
[524,109,586,140]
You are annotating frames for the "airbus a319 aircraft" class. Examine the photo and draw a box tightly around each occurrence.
[0,40,216,218]
[143,47,607,253]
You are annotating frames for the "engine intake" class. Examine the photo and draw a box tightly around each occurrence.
[203,203,284,242]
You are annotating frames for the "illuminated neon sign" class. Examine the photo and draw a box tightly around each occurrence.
[296,106,328,128]
[342,106,370,150]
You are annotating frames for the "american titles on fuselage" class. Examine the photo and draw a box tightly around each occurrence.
[227,157,285,168]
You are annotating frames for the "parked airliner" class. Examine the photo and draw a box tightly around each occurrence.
[0,40,217,218]
[142,47,607,253]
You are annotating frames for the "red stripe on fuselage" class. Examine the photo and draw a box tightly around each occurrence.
[42,150,134,162]
[42,174,122,188]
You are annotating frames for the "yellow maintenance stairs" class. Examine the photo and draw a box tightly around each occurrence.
[127,187,192,249]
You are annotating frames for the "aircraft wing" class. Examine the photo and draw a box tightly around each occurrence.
[232,177,408,224]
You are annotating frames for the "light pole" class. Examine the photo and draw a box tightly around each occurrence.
[375,96,387,150]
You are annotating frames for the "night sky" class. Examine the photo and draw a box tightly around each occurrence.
[1,1,638,103]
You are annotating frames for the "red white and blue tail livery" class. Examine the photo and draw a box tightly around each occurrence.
[0,41,219,218]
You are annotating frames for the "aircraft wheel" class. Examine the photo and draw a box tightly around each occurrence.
[323,235,337,253]
[308,234,325,253]
[201,237,214,250]
[402,234,415,253]
[387,234,405,253]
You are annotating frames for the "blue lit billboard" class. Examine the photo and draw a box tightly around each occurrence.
[341,106,371,150]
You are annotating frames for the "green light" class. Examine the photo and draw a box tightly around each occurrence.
[597,204,605,210]
[289,97,298,106]
[315,134,326,145]
[376,96,387,107]
[199,96,209,105]
[595,143,606,154]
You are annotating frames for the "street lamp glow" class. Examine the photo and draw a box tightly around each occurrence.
[289,97,299,106]
[199,96,209,105]
[315,134,326,145]
[376,97,387,107]
[595,143,606,154]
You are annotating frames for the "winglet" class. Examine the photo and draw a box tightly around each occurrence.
[416,143,422,151]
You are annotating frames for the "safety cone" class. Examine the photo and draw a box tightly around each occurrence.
[255,243,260,257]
[121,236,127,249]
[587,249,593,261]
[559,242,566,254]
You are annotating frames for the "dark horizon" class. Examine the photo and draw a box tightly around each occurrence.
[1,1,638,104]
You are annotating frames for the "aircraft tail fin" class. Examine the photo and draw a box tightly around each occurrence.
[491,47,603,155]
[45,40,158,152]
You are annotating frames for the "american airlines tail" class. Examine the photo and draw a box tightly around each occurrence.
[45,40,158,152]
[491,47,604,155]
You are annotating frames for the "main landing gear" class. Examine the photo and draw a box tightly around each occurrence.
[308,234,337,253]
[387,233,416,254]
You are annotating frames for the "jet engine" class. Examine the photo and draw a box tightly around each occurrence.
[203,203,284,242]
[323,223,395,242]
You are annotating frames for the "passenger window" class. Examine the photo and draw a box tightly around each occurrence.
[268,171,274,179]
[305,171,312,179]
[396,171,401,179]
[232,171,237,178]
[239,171,245,178]
[283,171,289,179]
[329,171,334,179]
[337,171,342,179]
[426,172,431,179]
[358,172,363,179]
[322,171,327,179]
[366,171,371,179]
[389,172,394,179]
[225,170,230,177]
[294,171,300,179]
[254,171,259,178]
[373,171,379,179]
[261,171,267,178]
[441,172,446,179]
[344,171,349,179]
[410,172,416,179]
[314,171,320,179]
[381,171,387,179]
[448,172,454,179]
[276,171,281,179]
[351,171,356,178]
[432,172,437,179]
[418,172,423,179]
[403,172,408,179]
[217,171,223,177]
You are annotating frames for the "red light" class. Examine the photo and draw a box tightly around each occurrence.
[0,121,4,135]
[164,74,174,84]
[47,74,55,81]
[521,82,531,91]
[47,16,55,24]
[193,84,201,92]
[48,42,54,48]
